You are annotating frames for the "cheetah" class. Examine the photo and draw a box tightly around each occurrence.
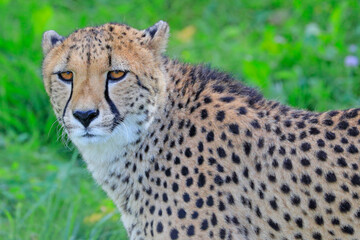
[41,21,360,240]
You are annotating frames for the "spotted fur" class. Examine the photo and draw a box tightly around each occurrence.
[42,21,360,240]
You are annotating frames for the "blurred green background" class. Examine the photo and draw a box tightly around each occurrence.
[1,0,360,239]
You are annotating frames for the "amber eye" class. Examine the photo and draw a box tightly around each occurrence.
[108,70,127,81]
[58,71,73,82]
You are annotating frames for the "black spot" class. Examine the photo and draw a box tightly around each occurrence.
[243,142,252,156]
[214,175,224,186]
[218,201,226,211]
[317,139,325,147]
[284,213,291,222]
[295,218,303,228]
[334,145,344,153]
[301,174,312,185]
[268,145,275,156]
[337,157,347,167]
[191,211,198,219]
[309,127,320,135]
[177,208,186,219]
[219,228,226,239]
[316,151,327,161]
[186,177,193,187]
[170,228,179,239]
[211,213,218,226]
[339,200,351,213]
[348,127,359,137]
[231,152,240,164]
[220,96,235,103]
[268,219,280,231]
[281,184,290,194]
[300,142,311,152]
[198,173,206,188]
[268,174,276,182]
[324,193,336,203]
[322,119,333,126]
[291,195,301,206]
[325,171,337,183]
[189,125,197,137]
[283,158,293,170]
[347,144,358,154]
[183,193,190,202]
[257,138,264,148]
[200,219,209,230]
[269,198,278,210]
[351,174,360,186]
[229,124,239,134]
[204,96,212,104]
[251,120,261,129]
[216,111,225,121]
[181,166,189,176]
[300,158,310,167]
[338,121,349,130]
[172,182,179,192]
[296,121,306,129]
[284,120,292,127]
[166,207,172,215]
[331,217,340,225]
[206,131,214,142]
[325,131,336,140]
[341,225,354,235]
[196,198,204,208]
[217,147,227,158]
[200,109,208,119]
[156,222,163,233]
[198,142,204,152]
[312,232,322,240]
[314,215,324,225]
[187,225,195,236]
[238,107,247,115]
[213,85,225,93]
[288,133,296,142]
[184,148,192,158]
[308,199,317,210]
[162,192,169,202]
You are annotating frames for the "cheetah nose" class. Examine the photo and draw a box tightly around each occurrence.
[73,109,99,128]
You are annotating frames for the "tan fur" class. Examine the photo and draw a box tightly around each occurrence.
[42,22,360,240]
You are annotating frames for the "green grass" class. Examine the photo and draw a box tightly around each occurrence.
[0,0,360,239]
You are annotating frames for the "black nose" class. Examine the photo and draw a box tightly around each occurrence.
[73,109,99,127]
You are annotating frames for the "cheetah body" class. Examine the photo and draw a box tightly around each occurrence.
[42,21,360,240]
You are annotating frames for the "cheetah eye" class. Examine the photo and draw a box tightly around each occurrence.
[57,71,73,83]
[107,70,128,82]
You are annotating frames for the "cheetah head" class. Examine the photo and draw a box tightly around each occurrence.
[41,21,169,147]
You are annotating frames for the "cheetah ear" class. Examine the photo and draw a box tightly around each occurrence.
[42,30,65,55]
[143,20,169,54]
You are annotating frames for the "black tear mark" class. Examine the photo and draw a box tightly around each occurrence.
[62,82,73,120]
[105,79,123,130]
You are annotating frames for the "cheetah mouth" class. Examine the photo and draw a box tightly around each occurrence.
[82,133,97,138]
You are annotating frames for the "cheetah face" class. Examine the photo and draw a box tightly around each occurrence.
[41,21,169,147]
